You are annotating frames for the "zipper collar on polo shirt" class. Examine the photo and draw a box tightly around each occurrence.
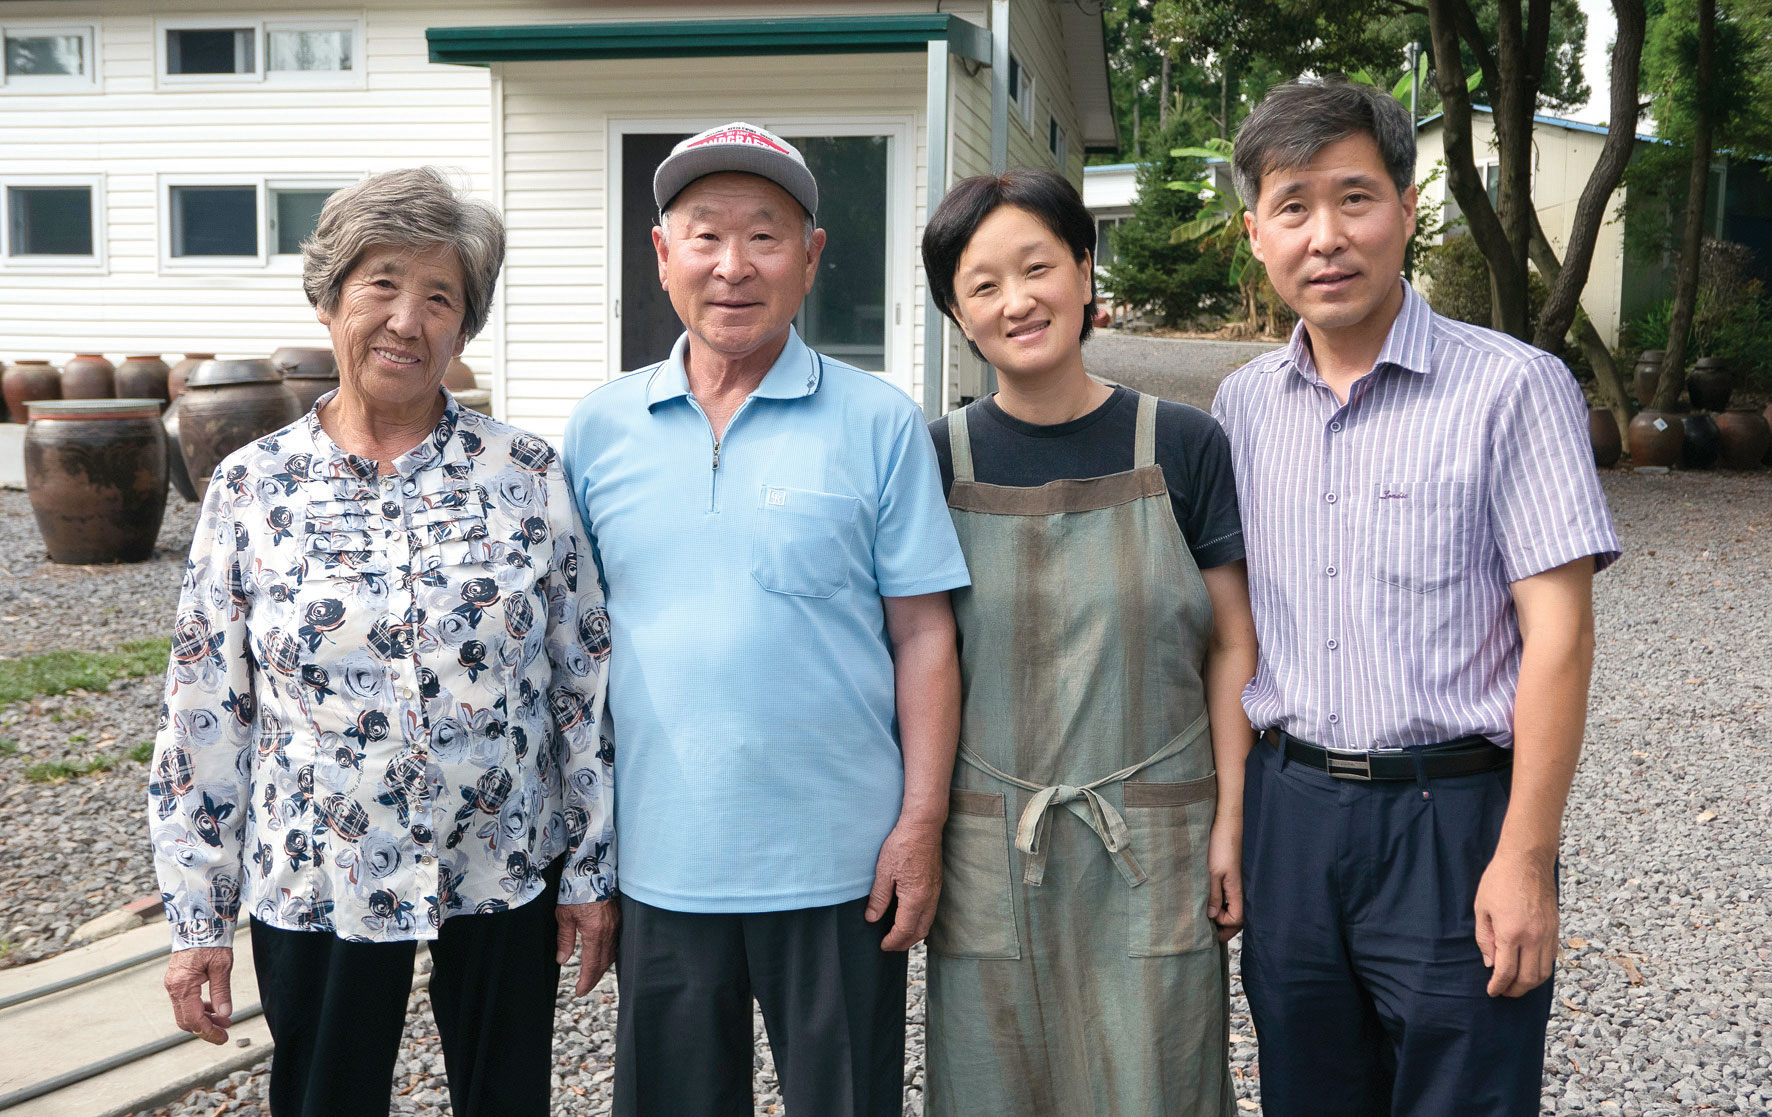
[1280,278,1436,386]
[645,327,822,410]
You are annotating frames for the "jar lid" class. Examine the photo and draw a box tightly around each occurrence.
[270,347,338,378]
[187,358,282,387]
[27,399,164,420]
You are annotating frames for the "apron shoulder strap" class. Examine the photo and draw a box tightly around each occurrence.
[948,404,977,484]
[1133,392,1159,469]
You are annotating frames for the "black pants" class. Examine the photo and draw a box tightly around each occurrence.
[251,858,565,1117]
[614,894,908,1117]
[1240,739,1554,1116]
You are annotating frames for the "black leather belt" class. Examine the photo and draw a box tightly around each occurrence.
[1266,729,1511,782]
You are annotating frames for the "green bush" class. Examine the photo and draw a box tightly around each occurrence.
[1417,233,1549,335]
[1098,123,1237,327]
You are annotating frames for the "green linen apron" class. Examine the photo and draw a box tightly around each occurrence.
[924,393,1234,1117]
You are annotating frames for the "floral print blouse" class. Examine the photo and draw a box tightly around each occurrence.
[148,393,614,949]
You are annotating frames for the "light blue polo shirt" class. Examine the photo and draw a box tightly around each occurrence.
[561,329,970,913]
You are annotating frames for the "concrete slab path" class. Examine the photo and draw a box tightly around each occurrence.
[0,923,269,1117]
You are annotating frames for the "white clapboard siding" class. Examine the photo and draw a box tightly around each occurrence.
[0,0,508,377]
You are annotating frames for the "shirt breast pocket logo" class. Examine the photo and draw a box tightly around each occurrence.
[1368,480,1475,594]
[751,486,863,599]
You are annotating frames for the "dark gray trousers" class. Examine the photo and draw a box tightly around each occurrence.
[613,893,908,1117]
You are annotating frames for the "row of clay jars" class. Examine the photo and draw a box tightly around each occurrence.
[4,355,183,421]
[1629,407,1772,470]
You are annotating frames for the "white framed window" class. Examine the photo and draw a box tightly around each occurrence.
[157,16,362,88]
[159,174,352,271]
[1,175,105,270]
[1048,115,1068,167]
[1008,53,1035,131]
[1,23,99,92]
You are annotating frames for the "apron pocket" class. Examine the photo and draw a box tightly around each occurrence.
[927,788,1021,960]
[1123,776,1217,958]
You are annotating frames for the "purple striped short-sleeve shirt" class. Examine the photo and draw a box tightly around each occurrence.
[1212,281,1620,750]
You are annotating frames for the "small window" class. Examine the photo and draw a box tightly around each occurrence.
[171,185,257,257]
[1048,116,1068,166]
[158,19,361,86]
[270,186,336,254]
[1008,53,1035,130]
[1,24,97,90]
[2,177,103,267]
[9,186,93,255]
[267,28,352,73]
[166,28,254,75]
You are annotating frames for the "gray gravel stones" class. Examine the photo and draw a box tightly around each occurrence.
[0,488,199,659]
[55,468,1772,1115]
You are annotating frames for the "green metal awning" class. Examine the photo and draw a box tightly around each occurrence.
[427,14,991,66]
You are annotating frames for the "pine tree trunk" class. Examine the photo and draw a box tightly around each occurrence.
[1652,0,1716,412]
[1160,55,1171,131]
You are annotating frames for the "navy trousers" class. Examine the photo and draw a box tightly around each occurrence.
[1240,738,1553,1116]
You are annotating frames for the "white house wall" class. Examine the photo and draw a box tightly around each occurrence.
[1414,116,1627,347]
[0,0,508,376]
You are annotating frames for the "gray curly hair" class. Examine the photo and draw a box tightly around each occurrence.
[301,167,505,340]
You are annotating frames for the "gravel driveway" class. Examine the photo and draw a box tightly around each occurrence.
[0,467,1764,1117]
[1084,332,1275,410]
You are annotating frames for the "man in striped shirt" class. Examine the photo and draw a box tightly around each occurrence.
[1212,77,1620,1116]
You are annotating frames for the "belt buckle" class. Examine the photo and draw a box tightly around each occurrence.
[1324,748,1372,781]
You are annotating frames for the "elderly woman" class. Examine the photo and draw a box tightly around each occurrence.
[148,167,615,1117]
[917,170,1258,1115]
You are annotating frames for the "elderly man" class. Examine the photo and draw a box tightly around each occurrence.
[1212,78,1620,1115]
[562,123,968,1117]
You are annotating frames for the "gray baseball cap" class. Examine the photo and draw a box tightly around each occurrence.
[653,122,819,219]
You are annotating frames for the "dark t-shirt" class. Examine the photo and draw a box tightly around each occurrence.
[929,385,1245,570]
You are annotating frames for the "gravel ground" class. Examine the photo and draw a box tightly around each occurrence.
[1084,332,1274,410]
[0,470,1762,1115]
[0,488,198,969]
[0,488,199,659]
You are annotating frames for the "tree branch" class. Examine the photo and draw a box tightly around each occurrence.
[1535,0,1646,358]
[1652,0,1717,413]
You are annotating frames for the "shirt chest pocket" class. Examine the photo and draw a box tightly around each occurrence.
[1367,480,1477,594]
[750,486,863,599]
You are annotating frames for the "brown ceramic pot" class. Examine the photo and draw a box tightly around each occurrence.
[1688,357,1733,412]
[453,388,491,414]
[115,354,172,407]
[1628,409,1684,467]
[1632,350,1665,405]
[271,347,340,412]
[167,353,215,403]
[444,358,476,393]
[161,396,199,504]
[1714,408,1771,471]
[1589,408,1622,468]
[62,354,116,399]
[24,399,168,564]
[3,360,62,423]
[177,361,301,499]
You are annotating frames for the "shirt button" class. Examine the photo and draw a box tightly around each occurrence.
[401,687,416,700]
[1326,566,1338,577]
[1329,421,1343,433]
[1324,492,1338,504]
[1328,713,1340,724]
[1326,639,1339,650]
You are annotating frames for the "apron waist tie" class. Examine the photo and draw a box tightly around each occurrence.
[957,710,1210,890]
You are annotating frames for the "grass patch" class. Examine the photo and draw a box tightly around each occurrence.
[68,732,87,744]
[0,639,170,706]
[24,754,117,782]
[0,738,16,758]
[129,741,154,764]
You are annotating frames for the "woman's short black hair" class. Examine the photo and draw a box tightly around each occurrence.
[921,169,1097,358]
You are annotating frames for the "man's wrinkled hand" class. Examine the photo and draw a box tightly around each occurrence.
[1474,849,1559,997]
[556,898,619,997]
[866,822,943,951]
[164,946,234,1045]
